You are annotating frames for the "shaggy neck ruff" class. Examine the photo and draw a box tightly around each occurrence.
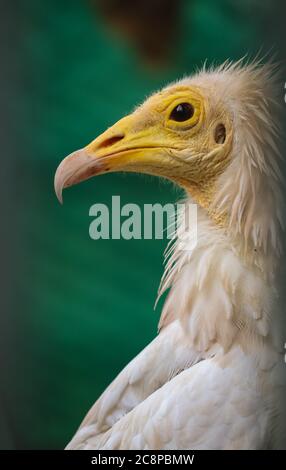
[158,144,284,355]
[157,197,282,357]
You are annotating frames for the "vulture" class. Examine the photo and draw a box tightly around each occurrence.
[54,59,286,449]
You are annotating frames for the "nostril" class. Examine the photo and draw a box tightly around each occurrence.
[98,134,125,149]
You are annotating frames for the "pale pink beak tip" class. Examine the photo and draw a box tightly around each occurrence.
[54,165,64,204]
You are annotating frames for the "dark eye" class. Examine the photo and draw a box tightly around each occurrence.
[169,103,194,122]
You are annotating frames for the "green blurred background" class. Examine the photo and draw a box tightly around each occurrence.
[1,0,285,449]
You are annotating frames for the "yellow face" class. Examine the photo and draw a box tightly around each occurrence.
[55,84,233,204]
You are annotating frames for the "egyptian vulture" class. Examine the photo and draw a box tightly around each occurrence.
[54,60,286,450]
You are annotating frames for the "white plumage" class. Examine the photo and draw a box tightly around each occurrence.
[55,59,286,450]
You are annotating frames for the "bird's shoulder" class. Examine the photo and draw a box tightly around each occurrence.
[69,345,268,449]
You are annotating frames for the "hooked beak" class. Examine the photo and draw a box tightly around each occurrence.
[54,113,179,203]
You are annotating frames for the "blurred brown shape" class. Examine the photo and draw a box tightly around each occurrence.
[92,0,182,66]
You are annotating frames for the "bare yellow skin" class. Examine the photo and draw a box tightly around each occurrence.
[55,84,233,225]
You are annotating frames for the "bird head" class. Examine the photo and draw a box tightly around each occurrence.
[55,76,233,209]
[55,60,283,247]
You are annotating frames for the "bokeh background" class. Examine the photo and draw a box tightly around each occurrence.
[1,0,285,449]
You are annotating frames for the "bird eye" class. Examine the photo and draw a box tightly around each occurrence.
[169,103,194,122]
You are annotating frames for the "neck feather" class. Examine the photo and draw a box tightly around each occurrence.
[157,187,283,353]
